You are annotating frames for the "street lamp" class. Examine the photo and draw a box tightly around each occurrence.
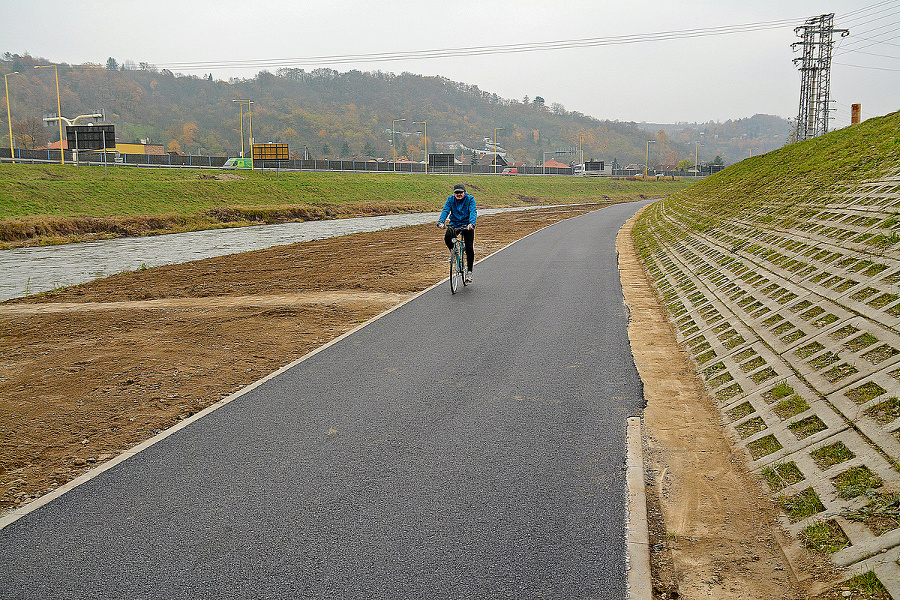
[493,127,505,174]
[694,142,703,177]
[413,120,427,174]
[579,132,584,167]
[645,140,656,178]
[35,65,64,164]
[4,71,21,161]
[232,99,254,167]
[392,118,406,172]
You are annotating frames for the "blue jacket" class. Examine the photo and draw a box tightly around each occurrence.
[438,193,477,229]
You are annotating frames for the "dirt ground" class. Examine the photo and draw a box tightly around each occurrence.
[1,202,842,597]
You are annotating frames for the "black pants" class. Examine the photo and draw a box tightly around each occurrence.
[445,227,474,272]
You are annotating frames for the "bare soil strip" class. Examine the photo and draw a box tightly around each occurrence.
[0,292,412,315]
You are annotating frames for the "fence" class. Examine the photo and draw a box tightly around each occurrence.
[0,148,579,175]
[1,148,721,177]
[0,148,229,167]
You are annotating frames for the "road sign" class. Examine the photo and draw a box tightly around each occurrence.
[66,125,116,150]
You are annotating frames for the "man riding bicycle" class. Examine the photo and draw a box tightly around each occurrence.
[438,184,477,283]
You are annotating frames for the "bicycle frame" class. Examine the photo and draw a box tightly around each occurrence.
[449,230,467,294]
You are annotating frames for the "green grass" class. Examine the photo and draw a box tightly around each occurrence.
[635,111,900,238]
[841,492,900,536]
[846,381,887,404]
[740,356,766,373]
[779,487,825,522]
[748,434,782,459]
[727,401,755,422]
[811,441,855,469]
[823,363,858,383]
[716,382,743,403]
[795,342,825,359]
[0,164,692,246]
[703,361,727,381]
[788,415,828,439]
[863,345,900,364]
[841,572,890,599]
[845,333,879,352]
[832,465,883,499]
[736,416,767,439]
[763,380,794,404]
[749,367,778,384]
[865,397,900,424]
[761,462,804,491]
[774,394,810,419]
[801,519,850,554]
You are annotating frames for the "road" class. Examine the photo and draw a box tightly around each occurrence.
[0,201,647,599]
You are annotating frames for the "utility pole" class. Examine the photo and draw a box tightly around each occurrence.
[791,13,848,141]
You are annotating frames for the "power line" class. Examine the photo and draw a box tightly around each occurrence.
[153,19,802,72]
[838,1,898,25]
[836,32,900,58]
[841,49,900,61]
[833,62,900,71]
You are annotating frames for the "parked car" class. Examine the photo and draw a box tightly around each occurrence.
[500,167,519,175]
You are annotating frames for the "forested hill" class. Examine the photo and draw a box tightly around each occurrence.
[636,114,793,166]
[3,53,786,166]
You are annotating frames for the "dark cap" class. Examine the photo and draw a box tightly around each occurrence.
[453,184,466,193]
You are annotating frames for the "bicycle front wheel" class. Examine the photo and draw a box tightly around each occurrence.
[449,241,462,294]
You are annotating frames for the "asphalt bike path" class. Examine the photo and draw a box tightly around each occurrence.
[0,201,649,599]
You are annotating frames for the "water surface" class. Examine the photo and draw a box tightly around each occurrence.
[0,208,536,301]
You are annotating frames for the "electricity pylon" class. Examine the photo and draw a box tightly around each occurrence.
[791,13,849,141]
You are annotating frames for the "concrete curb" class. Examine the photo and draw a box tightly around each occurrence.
[626,416,652,600]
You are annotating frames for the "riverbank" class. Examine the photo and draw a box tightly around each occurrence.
[0,164,692,248]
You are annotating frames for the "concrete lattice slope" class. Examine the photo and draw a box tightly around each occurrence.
[633,111,900,597]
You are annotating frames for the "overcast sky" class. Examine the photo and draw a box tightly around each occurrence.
[1,0,896,125]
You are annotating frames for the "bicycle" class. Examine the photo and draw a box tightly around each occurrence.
[447,226,468,294]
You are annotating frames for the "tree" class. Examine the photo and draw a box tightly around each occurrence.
[106,57,119,71]
[533,96,545,108]
[471,150,477,165]
[13,117,49,149]
[677,159,693,171]
[340,141,350,157]
[712,155,724,166]
[322,143,331,156]
[363,141,376,157]
[181,123,199,149]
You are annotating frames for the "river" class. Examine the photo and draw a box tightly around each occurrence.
[0,208,536,301]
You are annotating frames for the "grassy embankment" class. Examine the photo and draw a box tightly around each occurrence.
[657,110,900,228]
[0,165,692,248]
[633,111,900,591]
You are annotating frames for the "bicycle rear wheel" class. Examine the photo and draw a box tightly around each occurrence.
[449,240,462,294]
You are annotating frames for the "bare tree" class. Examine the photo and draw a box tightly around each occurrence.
[14,117,49,149]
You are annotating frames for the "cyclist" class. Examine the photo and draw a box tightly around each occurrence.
[438,184,477,283]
